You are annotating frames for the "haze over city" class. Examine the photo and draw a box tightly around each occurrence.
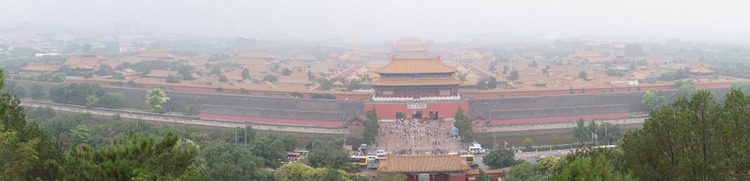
[4,1,750,181]
[2,0,749,43]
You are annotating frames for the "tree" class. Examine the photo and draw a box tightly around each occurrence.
[215,87,224,92]
[509,70,519,81]
[476,169,493,181]
[30,84,44,99]
[641,89,666,110]
[347,80,362,91]
[282,68,292,76]
[100,92,123,108]
[218,74,228,82]
[379,172,406,181]
[166,75,181,83]
[275,163,313,181]
[263,74,278,82]
[290,92,303,98]
[363,108,379,144]
[555,155,635,181]
[453,107,474,142]
[304,167,350,181]
[622,89,750,180]
[522,138,534,150]
[63,133,204,180]
[251,133,291,168]
[528,60,538,67]
[486,77,498,90]
[49,83,105,106]
[505,163,547,181]
[307,141,358,172]
[673,80,697,98]
[241,68,251,80]
[10,85,25,98]
[353,175,372,181]
[184,106,198,116]
[85,94,100,107]
[578,71,588,80]
[199,141,262,181]
[145,88,170,113]
[483,149,518,169]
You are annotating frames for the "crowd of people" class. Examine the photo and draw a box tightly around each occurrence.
[373,118,461,154]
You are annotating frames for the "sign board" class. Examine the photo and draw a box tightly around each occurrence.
[407,102,427,109]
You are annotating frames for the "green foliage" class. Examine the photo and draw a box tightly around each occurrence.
[30,84,44,99]
[453,107,474,142]
[347,80,362,91]
[476,169,493,181]
[673,80,697,98]
[18,71,66,82]
[522,138,534,150]
[353,175,372,181]
[263,74,278,82]
[731,81,750,95]
[275,163,313,181]
[483,149,518,169]
[199,141,262,181]
[572,119,622,145]
[290,92,303,98]
[528,60,538,67]
[578,71,588,80]
[477,77,499,90]
[307,141,359,172]
[505,163,547,181]
[555,155,635,181]
[10,84,26,98]
[215,87,224,92]
[642,89,666,110]
[363,108,379,144]
[184,106,198,116]
[509,69,519,81]
[622,89,750,180]
[241,68,251,80]
[145,88,170,113]
[250,133,296,168]
[282,68,292,76]
[166,74,181,83]
[63,133,204,180]
[379,172,406,181]
[100,92,123,108]
[659,68,690,81]
[49,83,105,106]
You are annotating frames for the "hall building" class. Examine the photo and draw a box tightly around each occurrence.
[365,37,468,120]
[370,56,462,100]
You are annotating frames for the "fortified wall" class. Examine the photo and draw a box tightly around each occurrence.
[8,80,734,127]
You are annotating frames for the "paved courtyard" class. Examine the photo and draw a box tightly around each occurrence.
[372,119,463,155]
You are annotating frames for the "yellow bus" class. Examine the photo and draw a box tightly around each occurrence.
[350,156,368,166]
[461,154,477,167]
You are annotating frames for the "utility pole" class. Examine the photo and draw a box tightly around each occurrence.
[235,127,238,145]
[244,127,247,145]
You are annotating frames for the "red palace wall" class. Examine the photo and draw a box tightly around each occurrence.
[364,101,469,120]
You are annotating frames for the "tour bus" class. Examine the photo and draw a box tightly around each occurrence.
[350,156,369,167]
[287,152,301,163]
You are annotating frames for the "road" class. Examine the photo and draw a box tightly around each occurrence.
[474,148,576,170]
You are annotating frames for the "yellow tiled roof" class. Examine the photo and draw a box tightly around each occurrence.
[378,154,470,173]
[376,57,457,74]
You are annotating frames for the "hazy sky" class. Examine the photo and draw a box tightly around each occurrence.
[2,0,749,42]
